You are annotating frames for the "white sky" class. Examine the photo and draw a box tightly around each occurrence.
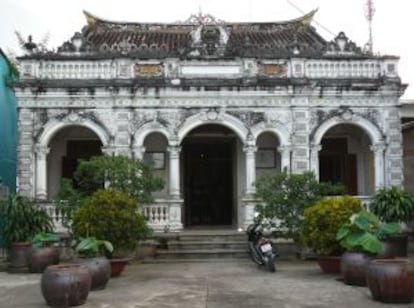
[1,0,413,98]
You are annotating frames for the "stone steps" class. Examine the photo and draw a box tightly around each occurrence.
[156,248,250,260]
[144,229,303,263]
[168,240,246,250]
[145,229,250,263]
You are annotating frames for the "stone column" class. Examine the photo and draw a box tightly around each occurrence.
[309,144,322,180]
[132,146,146,160]
[167,146,181,198]
[371,143,386,190]
[244,144,257,196]
[278,145,292,172]
[35,145,49,200]
[167,146,183,231]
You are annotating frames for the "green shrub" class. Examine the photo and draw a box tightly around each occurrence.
[72,189,151,256]
[254,170,344,240]
[300,196,362,255]
[2,194,53,246]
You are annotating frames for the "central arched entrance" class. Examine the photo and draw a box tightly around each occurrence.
[182,124,237,227]
[48,126,103,198]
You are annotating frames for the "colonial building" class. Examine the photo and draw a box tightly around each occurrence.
[14,10,406,231]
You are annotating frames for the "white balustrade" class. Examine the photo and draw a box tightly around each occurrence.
[38,61,113,79]
[305,60,381,79]
[38,202,68,233]
[22,58,389,80]
[142,200,170,231]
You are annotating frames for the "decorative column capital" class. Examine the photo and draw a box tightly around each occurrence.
[370,143,386,154]
[132,146,146,159]
[102,146,117,156]
[167,146,181,159]
[35,145,50,160]
[243,145,258,153]
[310,144,322,153]
[278,145,292,154]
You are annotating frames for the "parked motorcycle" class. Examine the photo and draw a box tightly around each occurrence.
[246,217,277,272]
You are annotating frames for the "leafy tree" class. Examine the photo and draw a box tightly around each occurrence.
[74,155,164,204]
[55,155,164,234]
[254,170,344,240]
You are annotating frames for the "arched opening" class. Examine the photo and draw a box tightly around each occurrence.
[143,132,169,198]
[48,126,103,198]
[319,124,374,195]
[255,132,281,177]
[182,124,239,227]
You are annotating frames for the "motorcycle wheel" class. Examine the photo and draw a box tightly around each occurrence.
[266,256,275,272]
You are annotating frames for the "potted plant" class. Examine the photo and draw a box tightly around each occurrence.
[27,232,60,273]
[299,196,362,273]
[336,209,401,286]
[72,189,151,277]
[370,186,414,257]
[2,194,54,269]
[73,236,113,290]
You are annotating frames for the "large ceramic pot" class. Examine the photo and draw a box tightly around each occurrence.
[317,255,341,274]
[109,258,131,277]
[380,234,408,258]
[367,259,414,303]
[341,252,371,286]
[41,264,91,306]
[27,246,60,273]
[9,242,31,268]
[74,257,111,290]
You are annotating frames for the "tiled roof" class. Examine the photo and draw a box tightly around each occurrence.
[57,10,328,58]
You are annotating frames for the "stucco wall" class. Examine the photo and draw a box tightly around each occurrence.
[0,53,17,192]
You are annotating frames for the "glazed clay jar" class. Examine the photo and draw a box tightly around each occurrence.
[367,259,414,303]
[41,264,91,306]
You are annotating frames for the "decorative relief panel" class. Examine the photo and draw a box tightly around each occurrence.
[134,64,163,77]
[227,111,265,128]
[258,63,288,78]
[159,111,184,131]
[263,110,291,125]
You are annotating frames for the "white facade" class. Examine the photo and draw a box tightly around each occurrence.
[14,12,406,231]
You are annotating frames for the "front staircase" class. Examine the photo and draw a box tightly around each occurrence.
[145,229,250,263]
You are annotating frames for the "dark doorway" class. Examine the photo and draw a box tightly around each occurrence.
[319,138,358,195]
[184,141,233,226]
[62,139,102,183]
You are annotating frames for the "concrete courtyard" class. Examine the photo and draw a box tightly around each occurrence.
[0,260,413,308]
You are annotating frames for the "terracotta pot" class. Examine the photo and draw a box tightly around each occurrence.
[9,242,31,268]
[341,252,371,286]
[74,257,111,290]
[41,264,91,306]
[367,259,414,303]
[317,255,341,274]
[109,258,131,277]
[379,234,408,258]
[27,246,60,273]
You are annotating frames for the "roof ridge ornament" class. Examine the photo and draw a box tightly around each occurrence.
[325,32,364,56]
[178,12,225,25]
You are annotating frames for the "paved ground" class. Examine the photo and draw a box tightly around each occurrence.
[0,260,413,308]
